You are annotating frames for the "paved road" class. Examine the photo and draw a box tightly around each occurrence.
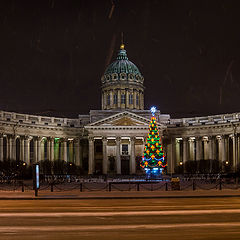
[1,197,240,239]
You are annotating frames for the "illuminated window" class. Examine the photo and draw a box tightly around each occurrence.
[121,94,126,104]
[129,94,133,105]
[113,94,117,104]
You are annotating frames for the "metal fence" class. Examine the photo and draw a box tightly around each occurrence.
[0,178,239,192]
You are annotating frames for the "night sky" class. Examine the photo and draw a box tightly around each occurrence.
[1,0,240,118]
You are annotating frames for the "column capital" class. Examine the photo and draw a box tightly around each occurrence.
[48,137,55,141]
[74,137,80,143]
[130,137,136,142]
[88,136,94,142]
[195,136,202,141]
[208,136,214,141]
[116,136,121,142]
[182,137,188,142]
[102,136,107,142]
[24,135,31,141]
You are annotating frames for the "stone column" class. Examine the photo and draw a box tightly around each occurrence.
[133,90,137,109]
[116,137,121,174]
[203,138,208,160]
[221,135,227,163]
[212,136,216,160]
[47,138,51,161]
[20,137,24,161]
[33,137,38,164]
[189,138,194,161]
[217,137,222,161]
[141,92,144,109]
[79,140,83,168]
[37,137,41,162]
[50,137,54,161]
[171,138,176,173]
[74,138,80,166]
[166,141,172,174]
[117,89,121,108]
[232,135,237,172]
[88,137,94,174]
[0,134,3,161]
[182,137,188,164]
[208,136,213,160]
[24,136,30,165]
[102,137,108,174]
[63,138,68,162]
[130,137,136,174]
[69,140,74,162]
[238,135,240,170]
[126,90,129,108]
[6,136,10,160]
[110,91,113,108]
[9,136,13,160]
[12,136,16,161]
[41,139,45,161]
[175,139,180,164]
[196,137,202,161]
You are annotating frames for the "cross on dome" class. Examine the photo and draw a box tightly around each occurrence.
[150,106,157,116]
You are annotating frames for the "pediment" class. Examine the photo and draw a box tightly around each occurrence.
[112,116,144,126]
[86,111,151,128]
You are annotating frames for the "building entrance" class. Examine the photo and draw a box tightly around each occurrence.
[121,156,130,174]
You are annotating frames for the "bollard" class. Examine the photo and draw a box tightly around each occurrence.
[22,181,24,192]
[35,188,38,197]
[192,180,196,191]
[137,183,140,191]
[80,183,83,192]
[165,182,168,191]
[51,182,54,192]
[108,182,111,192]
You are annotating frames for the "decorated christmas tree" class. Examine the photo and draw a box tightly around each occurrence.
[140,107,167,177]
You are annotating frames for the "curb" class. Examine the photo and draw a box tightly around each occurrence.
[1,194,240,200]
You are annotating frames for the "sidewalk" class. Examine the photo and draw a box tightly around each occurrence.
[0,189,240,200]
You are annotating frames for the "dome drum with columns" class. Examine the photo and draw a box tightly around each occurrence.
[101,44,144,111]
[1,43,240,176]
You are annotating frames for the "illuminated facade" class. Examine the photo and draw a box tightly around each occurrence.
[0,45,240,175]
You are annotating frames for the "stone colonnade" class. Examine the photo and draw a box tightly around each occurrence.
[168,134,240,172]
[0,134,83,166]
[102,88,144,110]
[88,136,140,175]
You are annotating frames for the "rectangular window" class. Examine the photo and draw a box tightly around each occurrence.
[129,94,133,105]
[121,94,126,104]
[107,95,110,105]
[113,94,118,104]
[136,94,139,105]
[122,144,128,155]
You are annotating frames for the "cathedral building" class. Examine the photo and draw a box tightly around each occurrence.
[0,44,239,175]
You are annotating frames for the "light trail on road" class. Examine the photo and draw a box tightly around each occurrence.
[1,208,240,217]
[1,222,240,232]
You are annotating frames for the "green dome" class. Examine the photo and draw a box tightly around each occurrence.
[105,49,141,75]
[102,47,144,84]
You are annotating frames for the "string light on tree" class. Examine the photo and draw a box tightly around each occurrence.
[140,106,167,177]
